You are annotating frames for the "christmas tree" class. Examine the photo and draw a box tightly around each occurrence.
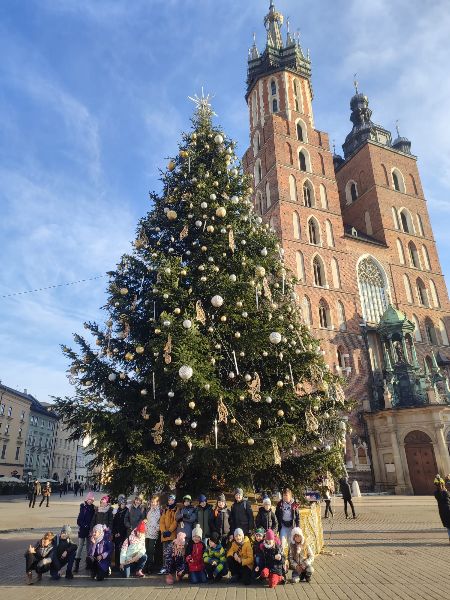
[56,96,351,496]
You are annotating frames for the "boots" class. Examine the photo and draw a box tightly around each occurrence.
[73,558,80,573]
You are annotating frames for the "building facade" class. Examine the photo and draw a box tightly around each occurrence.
[40,403,79,484]
[0,384,31,478]
[243,2,450,494]
[25,397,59,480]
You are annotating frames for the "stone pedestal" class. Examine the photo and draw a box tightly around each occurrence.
[352,480,361,497]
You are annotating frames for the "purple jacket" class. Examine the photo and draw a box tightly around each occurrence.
[77,502,96,539]
[88,537,113,572]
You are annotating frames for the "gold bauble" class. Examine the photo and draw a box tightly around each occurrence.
[277,409,285,417]
[174,308,181,315]
[216,207,227,218]
[247,438,255,446]
[188,401,196,409]
[206,225,214,233]
[180,269,187,276]
[220,315,227,322]
[255,266,266,277]
[168,160,176,171]
[167,210,177,221]
[125,352,134,361]
[119,287,128,295]
[154,328,161,334]
[179,150,188,158]
[136,346,145,354]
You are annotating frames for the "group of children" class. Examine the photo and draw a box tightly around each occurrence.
[24,486,315,588]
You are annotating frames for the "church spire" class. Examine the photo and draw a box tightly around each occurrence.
[264,1,283,49]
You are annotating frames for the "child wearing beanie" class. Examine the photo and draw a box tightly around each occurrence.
[165,531,187,585]
[256,497,278,533]
[288,527,314,583]
[119,521,147,578]
[74,492,95,573]
[185,525,206,583]
[226,528,254,585]
[50,525,78,580]
[211,493,231,547]
[256,529,285,588]
[203,531,228,583]
[251,527,265,578]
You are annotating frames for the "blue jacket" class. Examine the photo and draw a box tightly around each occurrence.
[77,502,96,539]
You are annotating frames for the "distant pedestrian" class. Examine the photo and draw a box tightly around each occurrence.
[59,482,64,498]
[433,475,450,543]
[339,477,356,519]
[39,482,51,507]
[74,481,80,497]
[323,486,333,518]
[29,479,41,508]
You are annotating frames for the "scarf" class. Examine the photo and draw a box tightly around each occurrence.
[91,524,104,545]
[98,504,111,513]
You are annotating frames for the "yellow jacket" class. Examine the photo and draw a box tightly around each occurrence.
[159,506,178,542]
[227,536,254,569]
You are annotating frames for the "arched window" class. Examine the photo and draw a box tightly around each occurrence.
[364,211,373,235]
[303,180,314,207]
[293,79,301,112]
[265,181,271,209]
[408,241,420,268]
[308,217,321,245]
[392,168,405,192]
[425,318,438,345]
[298,149,310,172]
[272,98,278,112]
[254,158,262,185]
[417,214,424,236]
[429,279,440,308]
[331,257,341,288]
[416,278,428,306]
[412,314,422,342]
[253,130,261,155]
[399,208,414,234]
[410,174,418,195]
[381,164,389,186]
[271,80,277,96]
[337,301,347,331]
[325,220,335,247]
[251,91,258,126]
[286,142,293,165]
[403,274,413,303]
[319,299,331,329]
[313,255,326,287]
[292,211,301,239]
[302,296,312,326]
[439,320,449,346]
[345,180,358,204]
[392,207,399,230]
[397,239,405,264]
[319,153,325,175]
[296,120,305,142]
[296,251,305,282]
[289,175,298,202]
[255,191,263,215]
[337,346,346,369]
[319,184,328,209]
[357,257,389,323]
[421,245,430,270]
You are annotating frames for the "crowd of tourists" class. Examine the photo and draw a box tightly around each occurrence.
[24,487,315,587]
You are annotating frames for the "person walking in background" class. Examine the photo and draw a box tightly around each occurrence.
[39,482,51,507]
[29,479,41,508]
[323,485,333,519]
[339,477,356,519]
[433,475,450,544]
[74,491,95,573]
[230,489,255,537]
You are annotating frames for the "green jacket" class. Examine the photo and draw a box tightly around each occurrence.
[203,543,227,574]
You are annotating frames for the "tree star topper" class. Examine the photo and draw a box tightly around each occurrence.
[188,88,218,119]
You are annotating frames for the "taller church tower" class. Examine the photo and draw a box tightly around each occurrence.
[243,2,450,494]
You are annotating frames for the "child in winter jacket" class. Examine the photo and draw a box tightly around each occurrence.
[251,527,265,576]
[210,493,231,547]
[112,495,129,571]
[203,532,228,582]
[226,528,254,585]
[144,494,162,573]
[275,488,300,549]
[160,494,178,574]
[255,529,285,588]
[87,524,113,581]
[90,495,114,532]
[74,491,95,573]
[185,525,206,583]
[195,494,213,540]
[165,531,187,585]
[176,495,197,539]
[120,521,147,578]
[124,496,145,534]
[25,532,55,585]
[255,497,278,533]
[288,527,314,583]
[49,525,77,580]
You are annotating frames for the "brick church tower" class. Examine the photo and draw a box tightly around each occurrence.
[243,2,450,493]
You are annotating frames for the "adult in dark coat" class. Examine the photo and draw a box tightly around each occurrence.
[50,525,78,580]
[210,493,231,546]
[29,480,41,508]
[74,491,96,572]
[434,480,450,542]
[255,497,278,533]
[124,496,145,535]
[195,494,213,539]
[230,489,255,536]
[112,496,129,570]
[339,477,356,519]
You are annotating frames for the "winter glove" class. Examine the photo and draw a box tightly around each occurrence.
[163,530,171,538]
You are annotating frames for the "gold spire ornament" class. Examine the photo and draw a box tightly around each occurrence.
[151,415,164,445]
[228,229,235,253]
[217,396,229,424]
[195,300,206,325]
[272,438,282,466]
[179,224,189,240]
[141,406,150,420]
[262,277,272,301]
[247,372,261,402]
[164,335,172,365]
[306,408,319,433]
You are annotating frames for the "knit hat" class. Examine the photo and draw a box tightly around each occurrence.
[192,525,203,539]
[234,488,243,496]
[60,525,72,537]
[136,521,146,534]
[100,495,109,504]
[198,494,207,502]
[255,527,265,536]
[117,495,127,505]
[217,493,226,502]
[265,529,275,541]
[290,527,305,545]
[183,494,192,501]
[209,531,220,544]
[168,493,176,501]
[85,491,95,502]
[262,496,271,506]
[234,528,244,537]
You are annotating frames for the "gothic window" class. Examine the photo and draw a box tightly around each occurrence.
[265,181,271,209]
[345,180,358,204]
[286,142,293,164]
[392,171,400,191]
[403,274,413,303]
[337,301,347,331]
[422,245,431,270]
[253,130,261,155]
[303,180,314,207]
[408,241,420,268]
[397,239,405,264]
[252,91,258,125]
[417,214,424,236]
[289,175,297,202]
[439,319,449,346]
[392,207,400,230]
[299,149,307,171]
[365,211,373,235]
[296,251,305,281]
[392,168,405,192]
[319,299,331,329]
[399,208,414,234]
[351,182,358,202]
[429,279,440,307]
[313,255,326,287]
[254,158,262,185]
[269,216,276,230]
[319,153,325,175]
[416,278,428,306]
[357,257,389,323]
[302,296,312,325]
[308,217,320,245]
[292,211,301,239]
[296,121,304,141]
[319,184,328,209]
[272,99,278,113]
[325,220,335,247]
[293,79,301,112]
[412,314,422,342]
[255,191,263,215]
[425,318,438,345]
[271,80,277,96]
[331,257,341,288]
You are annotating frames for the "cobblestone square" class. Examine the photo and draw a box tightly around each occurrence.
[1,495,448,600]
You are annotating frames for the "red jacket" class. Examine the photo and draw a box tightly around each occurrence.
[185,540,205,572]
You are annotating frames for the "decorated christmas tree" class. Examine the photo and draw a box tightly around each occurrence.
[56,96,351,496]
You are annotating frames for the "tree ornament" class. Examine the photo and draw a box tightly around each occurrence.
[183,319,192,329]
[207,225,214,233]
[229,274,237,282]
[234,332,241,339]
[120,287,128,295]
[269,332,282,345]
[108,373,117,382]
[216,207,226,218]
[255,266,266,277]
[167,210,177,221]
[211,295,224,308]
[188,401,196,409]
[164,335,172,364]
[163,320,171,327]
[136,346,145,354]
[272,439,282,465]
[187,440,193,450]
[248,372,261,402]
[179,365,193,380]
[151,415,164,445]
[125,352,134,361]
[244,374,252,382]
[170,439,178,448]
[119,372,126,380]
[247,438,255,446]
[168,160,176,171]
[191,421,197,429]
[168,391,175,398]
[242,311,248,318]
[228,372,235,379]
[220,315,227,322]
[265,396,272,404]
[196,301,206,324]
[214,134,224,144]
[141,389,148,396]
[175,418,182,426]
[201,202,208,209]
[260,247,268,257]
[277,381,284,388]
[277,409,284,417]
[218,397,228,424]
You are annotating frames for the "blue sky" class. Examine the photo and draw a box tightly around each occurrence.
[1,0,449,402]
